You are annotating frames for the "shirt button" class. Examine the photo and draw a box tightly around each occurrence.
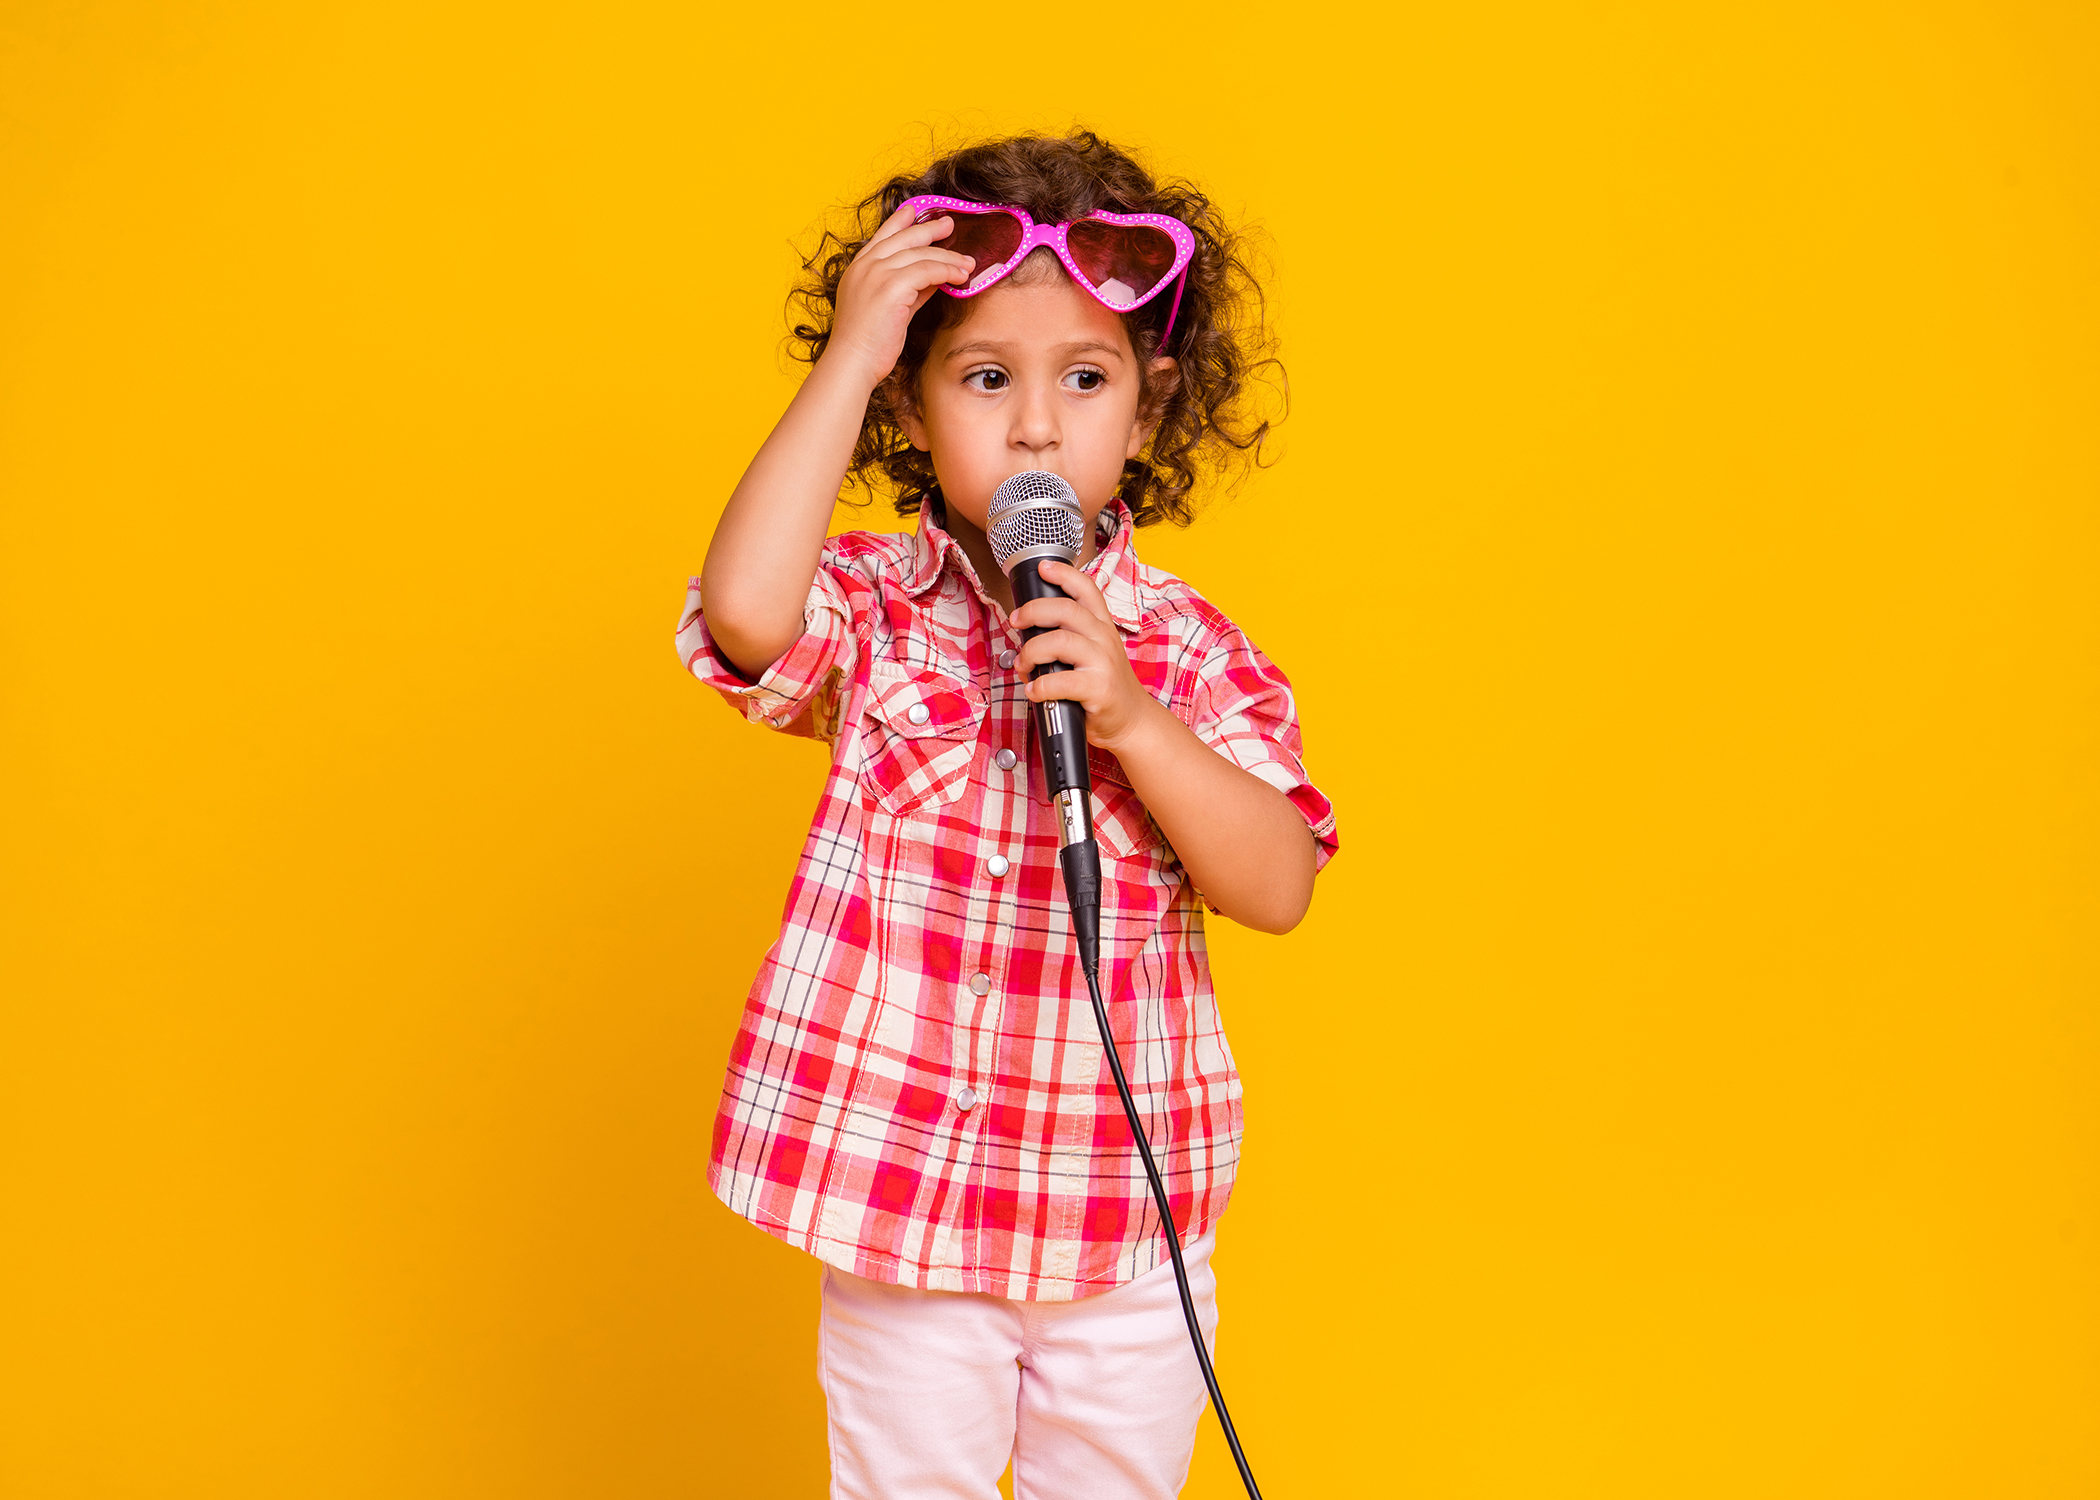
[969,972,991,996]
[999,649,1017,669]
[907,702,930,725]
[986,855,1010,877]
[955,1086,978,1113]
[995,749,1017,771]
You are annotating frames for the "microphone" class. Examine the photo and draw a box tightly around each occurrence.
[987,471,1102,972]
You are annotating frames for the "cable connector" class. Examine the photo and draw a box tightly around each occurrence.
[1058,839,1102,973]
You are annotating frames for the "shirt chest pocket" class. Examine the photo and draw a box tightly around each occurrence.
[858,662,987,818]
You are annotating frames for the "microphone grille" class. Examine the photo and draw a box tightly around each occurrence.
[987,471,1084,572]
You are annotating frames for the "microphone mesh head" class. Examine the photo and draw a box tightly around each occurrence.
[987,471,1084,572]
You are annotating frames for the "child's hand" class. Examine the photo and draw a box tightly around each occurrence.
[826,203,976,389]
[1010,559,1165,754]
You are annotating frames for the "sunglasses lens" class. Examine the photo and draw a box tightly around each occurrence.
[920,208,1024,276]
[1066,221,1179,306]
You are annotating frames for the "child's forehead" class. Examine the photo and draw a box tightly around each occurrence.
[932,277,1136,361]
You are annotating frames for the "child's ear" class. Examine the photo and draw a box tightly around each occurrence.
[1126,356,1179,459]
[887,373,931,452]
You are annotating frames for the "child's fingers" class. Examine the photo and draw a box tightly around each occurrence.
[1008,594,1106,641]
[864,213,957,262]
[1013,624,1110,679]
[1022,662,1126,714]
[883,247,975,286]
[862,201,927,251]
[1021,660,1097,703]
[1032,560,1115,626]
[854,245,973,293]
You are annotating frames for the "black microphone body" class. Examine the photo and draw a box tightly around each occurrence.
[989,482,1104,971]
[1010,557,1103,968]
[1009,556,1093,806]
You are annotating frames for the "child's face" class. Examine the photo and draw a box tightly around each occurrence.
[900,271,1168,541]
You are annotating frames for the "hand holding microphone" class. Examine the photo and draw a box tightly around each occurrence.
[990,478,1159,736]
[988,472,1108,968]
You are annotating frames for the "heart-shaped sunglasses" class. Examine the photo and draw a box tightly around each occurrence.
[900,194,1196,349]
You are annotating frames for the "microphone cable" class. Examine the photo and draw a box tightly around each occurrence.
[986,469,1262,1496]
[1066,851,1264,1500]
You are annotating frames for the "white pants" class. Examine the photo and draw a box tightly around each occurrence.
[817,1234,1220,1500]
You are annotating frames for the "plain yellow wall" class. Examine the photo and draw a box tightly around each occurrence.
[3,1,2096,1495]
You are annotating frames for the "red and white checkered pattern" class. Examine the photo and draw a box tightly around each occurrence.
[678,500,1338,1302]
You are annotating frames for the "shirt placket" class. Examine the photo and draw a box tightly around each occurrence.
[910,584,1000,1279]
[981,591,1104,1277]
[930,594,1028,1281]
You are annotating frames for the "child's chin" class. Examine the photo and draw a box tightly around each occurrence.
[941,496,992,535]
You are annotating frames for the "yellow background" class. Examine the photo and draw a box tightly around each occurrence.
[3,1,2096,1494]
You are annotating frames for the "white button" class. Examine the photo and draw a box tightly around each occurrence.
[999,650,1017,669]
[955,1086,978,1113]
[987,856,1010,877]
[907,702,930,725]
[969,973,991,996]
[995,749,1018,771]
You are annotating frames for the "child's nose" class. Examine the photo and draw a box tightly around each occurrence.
[1009,383,1059,452]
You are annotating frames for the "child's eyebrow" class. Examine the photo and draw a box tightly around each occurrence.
[944,338,1128,362]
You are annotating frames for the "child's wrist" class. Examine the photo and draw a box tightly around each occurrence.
[812,337,889,398]
[1093,695,1182,770]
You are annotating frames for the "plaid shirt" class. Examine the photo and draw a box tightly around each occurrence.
[678,499,1337,1301]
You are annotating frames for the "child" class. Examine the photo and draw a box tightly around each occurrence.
[680,132,1338,1499]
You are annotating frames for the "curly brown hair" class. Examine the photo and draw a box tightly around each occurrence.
[788,131,1282,528]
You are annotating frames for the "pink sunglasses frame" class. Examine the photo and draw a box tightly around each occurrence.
[899,193,1196,349]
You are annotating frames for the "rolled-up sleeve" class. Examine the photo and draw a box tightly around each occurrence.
[1188,630,1340,871]
[676,562,858,735]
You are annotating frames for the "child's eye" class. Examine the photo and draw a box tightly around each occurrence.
[964,368,1010,392]
[1064,368,1107,393]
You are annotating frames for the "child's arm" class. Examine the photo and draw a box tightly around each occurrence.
[701,206,974,680]
[1013,561,1320,934]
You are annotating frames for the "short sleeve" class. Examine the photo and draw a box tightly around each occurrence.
[676,558,861,740]
[1188,630,1340,871]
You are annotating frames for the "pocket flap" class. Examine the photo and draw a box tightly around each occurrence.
[867,662,985,741]
[1087,745,1133,790]
[1082,749,1161,858]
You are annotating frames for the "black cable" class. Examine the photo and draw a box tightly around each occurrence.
[1082,959,1264,1500]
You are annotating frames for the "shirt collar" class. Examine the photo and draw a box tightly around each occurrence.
[910,495,1147,635]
